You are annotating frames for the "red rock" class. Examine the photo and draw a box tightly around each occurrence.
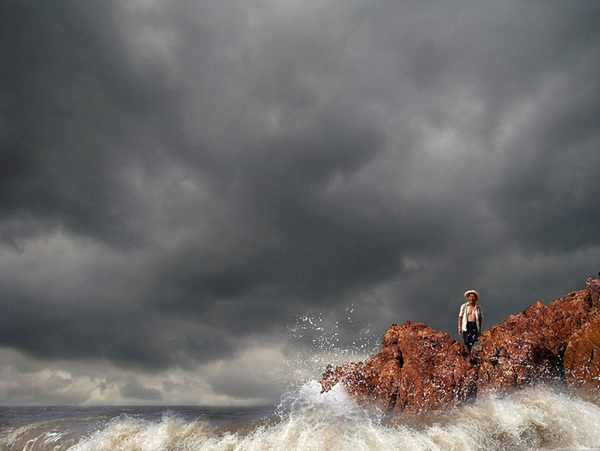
[321,321,477,413]
[474,301,566,395]
[546,289,593,342]
[586,276,600,307]
[320,278,600,413]
[563,281,600,402]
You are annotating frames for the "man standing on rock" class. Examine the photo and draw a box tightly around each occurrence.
[458,290,483,356]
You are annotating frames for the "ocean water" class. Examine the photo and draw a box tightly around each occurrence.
[1,382,600,451]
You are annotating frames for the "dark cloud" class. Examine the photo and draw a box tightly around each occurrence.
[120,379,163,401]
[492,78,600,252]
[0,287,237,370]
[0,0,599,404]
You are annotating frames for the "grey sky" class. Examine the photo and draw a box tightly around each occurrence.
[0,0,599,405]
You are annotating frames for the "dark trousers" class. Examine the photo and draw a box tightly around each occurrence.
[462,321,478,348]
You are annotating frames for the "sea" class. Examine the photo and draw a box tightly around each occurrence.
[1,382,600,451]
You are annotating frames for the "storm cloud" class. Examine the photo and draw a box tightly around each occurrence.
[0,0,599,405]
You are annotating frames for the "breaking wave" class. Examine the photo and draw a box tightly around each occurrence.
[3,382,600,450]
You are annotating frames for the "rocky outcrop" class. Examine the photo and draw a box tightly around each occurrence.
[563,315,600,402]
[321,322,477,413]
[562,277,600,402]
[320,277,600,413]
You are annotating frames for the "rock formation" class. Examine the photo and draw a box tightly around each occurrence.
[562,277,600,402]
[321,322,477,413]
[320,277,600,414]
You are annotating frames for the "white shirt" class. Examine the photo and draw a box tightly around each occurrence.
[458,302,482,333]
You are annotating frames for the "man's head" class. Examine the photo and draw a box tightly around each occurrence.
[464,290,480,302]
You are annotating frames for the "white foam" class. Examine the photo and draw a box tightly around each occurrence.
[64,386,600,451]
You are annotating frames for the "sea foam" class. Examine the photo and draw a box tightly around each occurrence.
[60,384,600,451]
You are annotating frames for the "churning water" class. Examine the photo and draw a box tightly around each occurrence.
[1,383,600,450]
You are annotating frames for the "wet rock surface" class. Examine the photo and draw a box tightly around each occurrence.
[322,322,477,413]
[563,278,600,402]
[320,278,600,413]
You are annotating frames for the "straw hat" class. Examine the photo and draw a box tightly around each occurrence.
[464,290,480,300]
